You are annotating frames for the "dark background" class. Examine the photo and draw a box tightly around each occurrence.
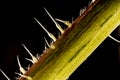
[0,0,120,80]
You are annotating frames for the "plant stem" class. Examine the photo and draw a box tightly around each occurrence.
[20,0,120,80]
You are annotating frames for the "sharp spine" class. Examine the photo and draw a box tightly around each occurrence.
[44,8,64,34]
[21,44,38,63]
[34,18,56,42]
[17,55,26,74]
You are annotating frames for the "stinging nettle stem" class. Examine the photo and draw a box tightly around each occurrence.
[16,0,120,80]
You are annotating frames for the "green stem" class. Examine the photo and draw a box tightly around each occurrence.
[20,0,120,80]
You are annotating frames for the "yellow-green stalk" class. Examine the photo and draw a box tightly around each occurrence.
[20,0,120,80]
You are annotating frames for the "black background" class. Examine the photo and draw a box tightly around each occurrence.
[0,0,120,80]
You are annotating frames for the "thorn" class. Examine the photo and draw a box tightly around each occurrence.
[44,8,64,34]
[15,72,32,80]
[21,44,38,63]
[17,55,26,74]
[34,18,56,42]
[0,69,10,80]
[44,37,55,49]
[108,35,120,43]
[55,18,72,28]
